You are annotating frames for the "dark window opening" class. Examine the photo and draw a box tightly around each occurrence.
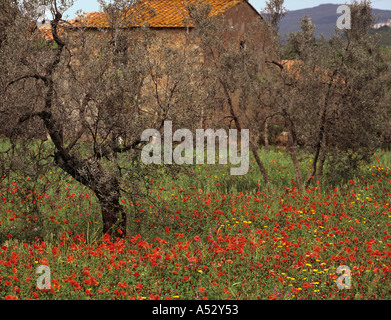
[240,40,246,51]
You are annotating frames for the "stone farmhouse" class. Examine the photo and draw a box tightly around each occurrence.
[34,0,271,131]
[39,0,268,48]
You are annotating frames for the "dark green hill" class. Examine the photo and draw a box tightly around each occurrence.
[370,26,391,47]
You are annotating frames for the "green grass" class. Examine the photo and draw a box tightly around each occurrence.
[1,144,391,300]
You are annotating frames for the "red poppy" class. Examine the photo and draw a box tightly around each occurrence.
[135,283,142,291]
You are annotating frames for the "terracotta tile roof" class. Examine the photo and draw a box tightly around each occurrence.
[279,60,344,84]
[69,0,246,28]
[35,25,54,40]
[280,59,304,77]
[68,0,244,28]
[35,0,247,40]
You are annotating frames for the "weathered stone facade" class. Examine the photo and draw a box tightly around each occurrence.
[35,0,271,131]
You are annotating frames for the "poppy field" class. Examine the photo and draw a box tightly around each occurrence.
[0,149,391,300]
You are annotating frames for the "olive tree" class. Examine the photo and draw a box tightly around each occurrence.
[0,0,202,237]
[185,1,273,184]
[262,0,390,188]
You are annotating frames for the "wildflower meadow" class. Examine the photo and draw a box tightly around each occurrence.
[1,147,390,301]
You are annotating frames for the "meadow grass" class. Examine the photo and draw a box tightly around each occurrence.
[1,144,390,300]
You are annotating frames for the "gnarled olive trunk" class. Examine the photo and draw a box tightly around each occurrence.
[95,180,127,237]
[55,152,127,238]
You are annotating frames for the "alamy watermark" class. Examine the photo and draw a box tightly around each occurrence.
[36,265,51,290]
[337,5,351,30]
[336,265,352,290]
[36,5,53,29]
[140,121,249,176]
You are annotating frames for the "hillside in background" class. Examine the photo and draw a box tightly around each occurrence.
[279,3,391,41]
[370,25,391,47]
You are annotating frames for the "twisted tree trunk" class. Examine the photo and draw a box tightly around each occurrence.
[95,175,127,236]
[34,13,127,238]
